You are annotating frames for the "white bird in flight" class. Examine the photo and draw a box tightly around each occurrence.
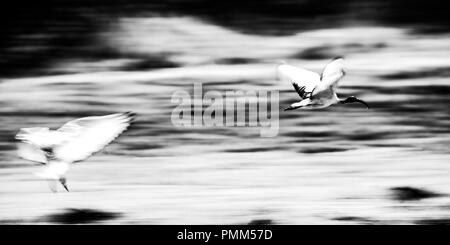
[15,112,135,192]
[278,57,369,110]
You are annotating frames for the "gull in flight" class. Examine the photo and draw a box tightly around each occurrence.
[278,57,369,110]
[15,112,135,192]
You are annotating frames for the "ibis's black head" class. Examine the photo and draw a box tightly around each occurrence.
[341,96,370,109]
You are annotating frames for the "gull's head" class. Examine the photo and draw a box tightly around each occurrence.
[42,147,56,160]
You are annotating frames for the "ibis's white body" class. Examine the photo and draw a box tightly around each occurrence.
[289,94,340,109]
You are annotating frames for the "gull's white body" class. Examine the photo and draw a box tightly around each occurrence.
[34,161,70,179]
[16,112,135,192]
[278,58,345,110]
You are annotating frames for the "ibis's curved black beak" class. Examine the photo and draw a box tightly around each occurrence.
[342,96,370,109]
[355,98,370,109]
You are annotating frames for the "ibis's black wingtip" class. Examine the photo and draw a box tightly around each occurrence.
[123,111,137,120]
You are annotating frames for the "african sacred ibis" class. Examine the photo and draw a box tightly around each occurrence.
[15,112,135,192]
[278,57,369,110]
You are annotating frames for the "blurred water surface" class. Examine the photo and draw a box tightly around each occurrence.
[0,15,450,224]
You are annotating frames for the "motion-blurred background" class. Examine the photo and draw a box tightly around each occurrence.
[0,0,449,224]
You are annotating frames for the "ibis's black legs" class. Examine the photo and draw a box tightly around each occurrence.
[284,106,301,111]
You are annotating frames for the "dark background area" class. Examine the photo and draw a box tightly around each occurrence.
[1,0,450,77]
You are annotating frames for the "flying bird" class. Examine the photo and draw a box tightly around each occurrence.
[15,112,135,192]
[278,58,369,110]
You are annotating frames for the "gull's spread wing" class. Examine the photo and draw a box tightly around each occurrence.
[16,142,48,164]
[15,127,71,148]
[53,112,135,163]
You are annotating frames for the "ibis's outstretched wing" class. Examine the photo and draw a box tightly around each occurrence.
[277,63,320,99]
[315,57,345,94]
[53,112,135,163]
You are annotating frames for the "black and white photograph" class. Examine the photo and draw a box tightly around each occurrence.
[1,0,450,230]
